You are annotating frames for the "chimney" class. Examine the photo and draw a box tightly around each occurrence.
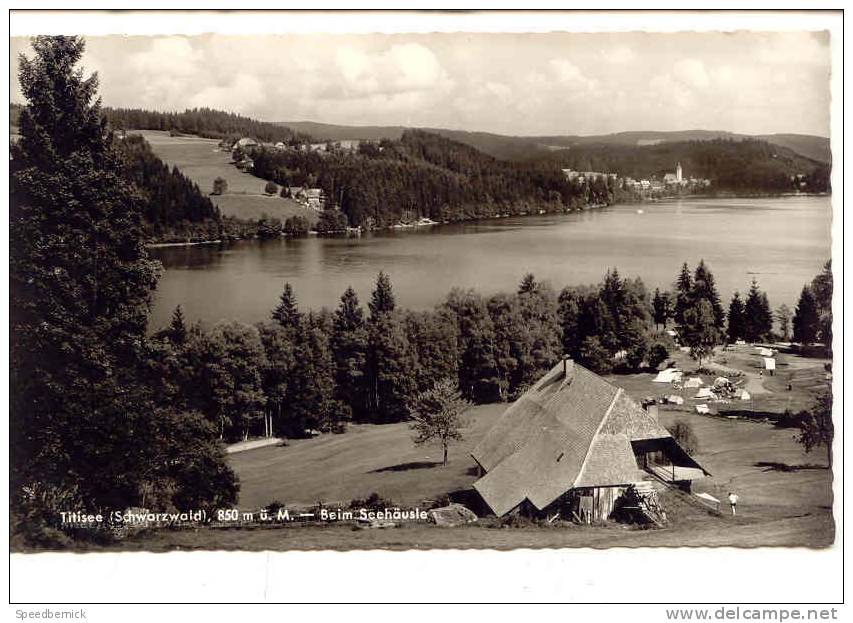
[562,355,574,379]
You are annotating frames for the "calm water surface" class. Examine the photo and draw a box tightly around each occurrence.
[149,196,832,329]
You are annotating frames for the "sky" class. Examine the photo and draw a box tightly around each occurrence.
[9,31,832,137]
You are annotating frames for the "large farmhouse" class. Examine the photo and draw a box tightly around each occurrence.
[471,357,709,520]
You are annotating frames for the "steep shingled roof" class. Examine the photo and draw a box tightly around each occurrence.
[471,360,683,517]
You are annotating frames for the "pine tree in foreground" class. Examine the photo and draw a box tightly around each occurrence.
[10,36,237,533]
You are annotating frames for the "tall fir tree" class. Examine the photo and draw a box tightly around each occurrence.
[692,260,725,329]
[652,288,670,330]
[673,262,693,327]
[792,285,820,345]
[726,292,746,343]
[10,36,237,518]
[368,270,396,317]
[271,282,300,331]
[364,273,414,422]
[11,36,160,509]
[331,286,369,420]
[743,279,773,342]
[168,305,188,345]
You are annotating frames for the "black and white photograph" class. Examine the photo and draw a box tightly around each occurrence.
[6,6,844,610]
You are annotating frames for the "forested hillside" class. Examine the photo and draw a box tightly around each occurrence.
[103,106,311,144]
[249,129,607,228]
[278,118,831,164]
[542,138,830,193]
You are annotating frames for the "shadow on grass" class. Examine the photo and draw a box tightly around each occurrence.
[754,461,827,472]
[370,460,442,473]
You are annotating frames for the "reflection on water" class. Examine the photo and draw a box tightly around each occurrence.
[149,196,832,330]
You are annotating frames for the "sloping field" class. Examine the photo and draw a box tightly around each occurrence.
[231,405,503,510]
[134,130,318,224]
[230,400,832,515]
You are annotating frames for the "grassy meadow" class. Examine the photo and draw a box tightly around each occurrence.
[135,130,319,224]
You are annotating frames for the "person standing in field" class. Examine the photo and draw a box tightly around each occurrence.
[728,491,739,516]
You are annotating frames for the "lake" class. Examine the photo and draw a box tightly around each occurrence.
[148,196,832,330]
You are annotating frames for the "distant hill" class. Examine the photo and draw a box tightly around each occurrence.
[755,133,831,164]
[277,119,831,164]
[277,120,407,142]
[538,138,828,191]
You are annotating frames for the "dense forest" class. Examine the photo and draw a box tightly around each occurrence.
[542,138,830,193]
[249,130,609,228]
[102,106,312,144]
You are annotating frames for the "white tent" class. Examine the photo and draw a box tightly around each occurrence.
[740,390,751,401]
[694,387,714,399]
[763,358,776,371]
[757,347,774,357]
[695,404,711,415]
[666,395,685,405]
[684,377,703,388]
[653,369,682,383]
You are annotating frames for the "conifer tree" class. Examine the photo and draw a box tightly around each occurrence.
[810,261,833,350]
[652,288,670,330]
[793,285,820,345]
[11,36,161,510]
[673,262,693,327]
[368,271,397,317]
[331,287,369,420]
[743,279,773,342]
[168,305,188,345]
[726,292,745,343]
[271,282,300,331]
[10,36,237,519]
[364,274,414,422]
[692,260,725,329]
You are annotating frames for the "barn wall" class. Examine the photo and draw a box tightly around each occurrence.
[563,486,627,522]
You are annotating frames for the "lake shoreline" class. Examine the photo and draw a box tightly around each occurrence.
[148,195,831,330]
[144,192,830,248]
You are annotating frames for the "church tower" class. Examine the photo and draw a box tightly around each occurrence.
[676,162,683,182]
